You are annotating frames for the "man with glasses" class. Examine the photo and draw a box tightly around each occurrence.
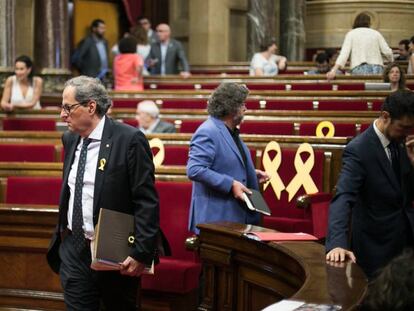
[47,76,160,310]
[146,23,190,78]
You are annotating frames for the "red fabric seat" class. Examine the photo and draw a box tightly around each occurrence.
[0,144,56,162]
[240,121,294,135]
[179,120,204,133]
[291,83,332,91]
[263,100,313,110]
[318,100,368,111]
[141,181,201,293]
[162,100,207,109]
[6,176,62,205]
[299,122,357,137]
[3,118,56,131]
[112,99,139,108]
[338,83,365,91]
[162,146,189,166]
[122,119,139,127]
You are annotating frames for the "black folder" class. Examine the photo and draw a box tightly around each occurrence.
[242,189,272,216]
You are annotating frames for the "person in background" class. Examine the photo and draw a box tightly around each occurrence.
[136,100,176,134]
[1,55,43,111]
[325,48,339,68]
[75,19,108,79]
[383,62,408,92]
[407,36,414,74]
[327,13,393,80]
[396,39,410,61]
[137,16,158,44]
[307,52,342,75]
[146,23,190,77]
[113,36,144,91]
[249,39,287,76]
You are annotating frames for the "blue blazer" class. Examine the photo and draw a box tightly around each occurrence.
[187,117,260,234]
[326,124,414,277]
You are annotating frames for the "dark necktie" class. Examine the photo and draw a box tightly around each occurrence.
[389,141,401,184]
[72,138,92,253]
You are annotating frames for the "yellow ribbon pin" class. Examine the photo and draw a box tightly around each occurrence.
[316,121,335,138]
[98,158,106,171]
[285,143,318,202]
[149,138,165,167]
[262,141,285,200]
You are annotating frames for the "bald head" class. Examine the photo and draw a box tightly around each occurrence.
[156,23,171,42]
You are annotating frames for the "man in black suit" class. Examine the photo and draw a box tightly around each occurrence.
[147,23,190,77]
[75,19,109,79]
[326,90,414,279]
[47,76,159,310]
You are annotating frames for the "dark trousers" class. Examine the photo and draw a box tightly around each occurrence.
[59,233,140,311]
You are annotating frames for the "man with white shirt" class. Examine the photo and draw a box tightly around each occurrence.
[147,23,190,77]
[136,100,175,134]
[326,90,414,279]
[46,76,159,310]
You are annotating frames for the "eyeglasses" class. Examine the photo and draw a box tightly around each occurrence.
[61,102,88,114]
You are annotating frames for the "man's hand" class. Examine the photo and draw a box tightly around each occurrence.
[180,71,191,78]
[326,70,336,81]
[231,180,251,200]
[326,247,356,263]
[406,135,414,166]
[255,169,270,183]
[1,102,13,112]
[120,256,145,277]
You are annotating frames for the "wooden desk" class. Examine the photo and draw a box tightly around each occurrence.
[197,222,367,311]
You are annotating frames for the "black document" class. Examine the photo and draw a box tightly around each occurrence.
[242,189,272,216]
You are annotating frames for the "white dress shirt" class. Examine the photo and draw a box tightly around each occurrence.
[67,116,106,239]
[373,119,392,162]
[160,41,169,75]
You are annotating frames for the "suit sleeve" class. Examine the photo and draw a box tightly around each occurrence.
[127,131,159,264]
[326,143,366,252]
[187,128,233,194]
[176,41,190,72]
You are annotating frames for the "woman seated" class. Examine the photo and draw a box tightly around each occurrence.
[383,62,408,92]
[1,55,43,111]
[249,39,287,76]
[113,36,144,91]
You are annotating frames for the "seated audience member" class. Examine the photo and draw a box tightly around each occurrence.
[360,249,414,311]
[383,62,408,92]
[408,36,414,74]
[1,55,43,111]
[396,39,410,61]
[327,13,393,80]
[249,39,287,76]
[136,100,175,134]
[307,52,342,75]
[146,23,190,77]
[113,36,144,91]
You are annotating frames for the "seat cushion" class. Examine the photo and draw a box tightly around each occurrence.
[141,257,202,293]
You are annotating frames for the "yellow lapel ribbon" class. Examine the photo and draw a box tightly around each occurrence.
[98,158,106,171]
[262,141,285,200]
[316,121,335,138]
[285,143,318,202]
[149,138,165,167]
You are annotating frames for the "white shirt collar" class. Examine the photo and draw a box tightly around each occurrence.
[87,116,106,141]
[373,118,390,149]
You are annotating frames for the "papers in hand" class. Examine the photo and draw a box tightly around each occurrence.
[245,231,318,241]
[242,189,271,216]
[262,300,341,310]
[90,208,154,274]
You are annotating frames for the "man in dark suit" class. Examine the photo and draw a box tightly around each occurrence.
[136,100,176,134]
[326,90,414,279]
[47,76,159,310]
[75,19,109,79]
[147,23,190,77]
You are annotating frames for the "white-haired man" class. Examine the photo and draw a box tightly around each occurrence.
[136,100,176,134]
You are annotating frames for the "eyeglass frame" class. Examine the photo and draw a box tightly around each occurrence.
[61,101,90,114]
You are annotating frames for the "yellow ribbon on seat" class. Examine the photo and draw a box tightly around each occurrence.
[316,121,335,138]
[285,143,318,202]
[149,138,165,167]
[262,141,285,200]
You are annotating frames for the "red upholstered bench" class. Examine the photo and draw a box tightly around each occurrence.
[178,120,204,133]
[299,122,358,137]
[240,121,294,135]
[162,146,189,166]
[262,100,314,110]
[2,118,56,131]
[0,144,57,162]
[142,181,201,298]
[6,176,62,205]
[260,147,331,239]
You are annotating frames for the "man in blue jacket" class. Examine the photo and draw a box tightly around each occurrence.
[326,90,414,278]
[187,83,269,234]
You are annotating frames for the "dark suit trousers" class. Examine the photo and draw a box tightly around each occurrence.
[59,233,140,311]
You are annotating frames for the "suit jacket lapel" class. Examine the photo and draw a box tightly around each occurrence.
[93,118,114,216]
[63,134,80,185]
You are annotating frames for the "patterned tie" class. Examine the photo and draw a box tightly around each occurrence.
[72,138,92,253]
[389,141,401,184]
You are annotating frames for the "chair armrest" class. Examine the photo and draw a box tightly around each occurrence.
[185,235,199,251]
[296,192,332,210]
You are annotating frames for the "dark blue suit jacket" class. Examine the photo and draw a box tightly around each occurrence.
[326,124,414,277]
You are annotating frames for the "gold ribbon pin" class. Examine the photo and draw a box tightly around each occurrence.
[262,141,285,200]
[149,138,165,167]
[316,121,335,138]
[285,143,318,202]
[98,158,106,171]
